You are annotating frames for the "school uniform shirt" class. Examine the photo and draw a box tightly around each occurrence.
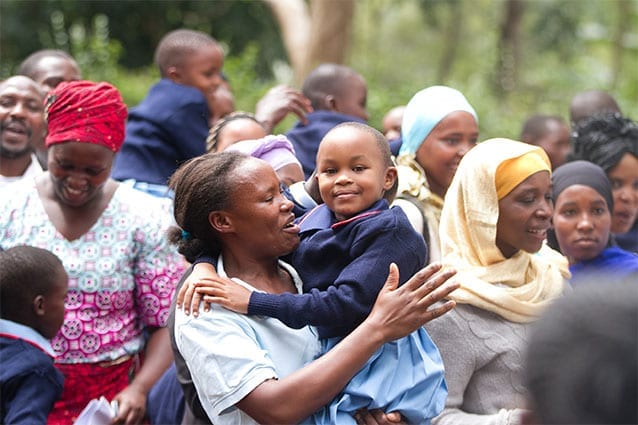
[0,319,64,424]
[111,78,210,186]
[286,110,366,179]
[173,257,320,425]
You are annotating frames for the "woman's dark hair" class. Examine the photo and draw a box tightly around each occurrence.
[569,113,638,172]
[167,151,250,263]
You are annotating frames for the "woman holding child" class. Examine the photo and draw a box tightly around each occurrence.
[168,149,459,424]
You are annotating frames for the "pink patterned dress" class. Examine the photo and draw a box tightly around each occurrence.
[0,181,185,363]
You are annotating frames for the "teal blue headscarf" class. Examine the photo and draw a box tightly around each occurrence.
[399,85,478,156]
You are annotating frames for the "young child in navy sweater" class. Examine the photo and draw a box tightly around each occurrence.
[111,29,224,196]
[182,122,448,424]
[0,246,68,424]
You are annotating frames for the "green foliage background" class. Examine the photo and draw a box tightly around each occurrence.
[1,0,636,139]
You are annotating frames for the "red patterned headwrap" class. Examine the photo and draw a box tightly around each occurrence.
[44,80,128,152]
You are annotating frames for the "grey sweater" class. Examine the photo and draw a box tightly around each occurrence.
[425,304,529,425]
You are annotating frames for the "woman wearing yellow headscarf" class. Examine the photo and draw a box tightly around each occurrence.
[425,138,570,425]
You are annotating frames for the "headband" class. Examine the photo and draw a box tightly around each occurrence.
[45,80,127,152]
[399,85,478,156]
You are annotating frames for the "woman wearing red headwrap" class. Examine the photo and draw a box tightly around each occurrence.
[0,80,186,424]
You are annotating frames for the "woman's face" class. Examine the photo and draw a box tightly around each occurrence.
[224,160,300,257]
[496,171,553,258]
[47,142,115,207]
[414,111,478,199]
[607,153,638,234]
[553,185,611,264]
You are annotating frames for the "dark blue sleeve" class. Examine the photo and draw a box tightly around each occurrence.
[249,223,426,336]
[3,367,63,424]
[165,102,209,160]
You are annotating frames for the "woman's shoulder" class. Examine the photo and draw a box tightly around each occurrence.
[110,184,175,230]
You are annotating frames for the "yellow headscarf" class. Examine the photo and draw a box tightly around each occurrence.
[440,138,570,323]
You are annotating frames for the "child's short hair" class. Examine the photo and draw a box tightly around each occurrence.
[329,121,394,167]
[0,246,65,320]
[301,63,360,110]
[154,29,219,78]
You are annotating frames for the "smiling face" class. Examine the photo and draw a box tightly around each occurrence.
[223,159,300,258]
[47,142,115,208]
[415,111,479,199]
[316,125,395,221]
[0,76,45,159]
[172,44,224,99]
[496,171,553,258]
[607,153,638,234]
[553,184,611,264]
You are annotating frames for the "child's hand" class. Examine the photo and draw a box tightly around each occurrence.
[176,262,218,316]
[198,276,252,314]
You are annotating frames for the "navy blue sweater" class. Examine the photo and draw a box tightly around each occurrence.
[249,199,427,339]
[112,79,209,185]
[1,336,64,424]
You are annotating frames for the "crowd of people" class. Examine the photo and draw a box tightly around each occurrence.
[1,27,637,425]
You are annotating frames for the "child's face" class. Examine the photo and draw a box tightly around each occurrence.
[40,269,68,340]
[552,184,611,264]
[173,44,224,99]
[316,126,395,221]
[415,111,479,199]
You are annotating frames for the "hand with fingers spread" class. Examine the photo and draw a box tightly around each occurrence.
[361,262,457,343]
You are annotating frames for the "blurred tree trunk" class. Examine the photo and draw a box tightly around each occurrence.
[436,0,464,83]
[610,0,631,90]
[494,0,524,98]
[263,0,355,86]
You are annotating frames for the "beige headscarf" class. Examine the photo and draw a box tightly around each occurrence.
[441,138,570,323]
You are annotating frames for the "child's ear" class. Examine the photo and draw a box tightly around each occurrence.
[167,66,182,82]
[33,295,46,317]
[384,167,398,190]
[324,95,337,111]
[209,211,233,233]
